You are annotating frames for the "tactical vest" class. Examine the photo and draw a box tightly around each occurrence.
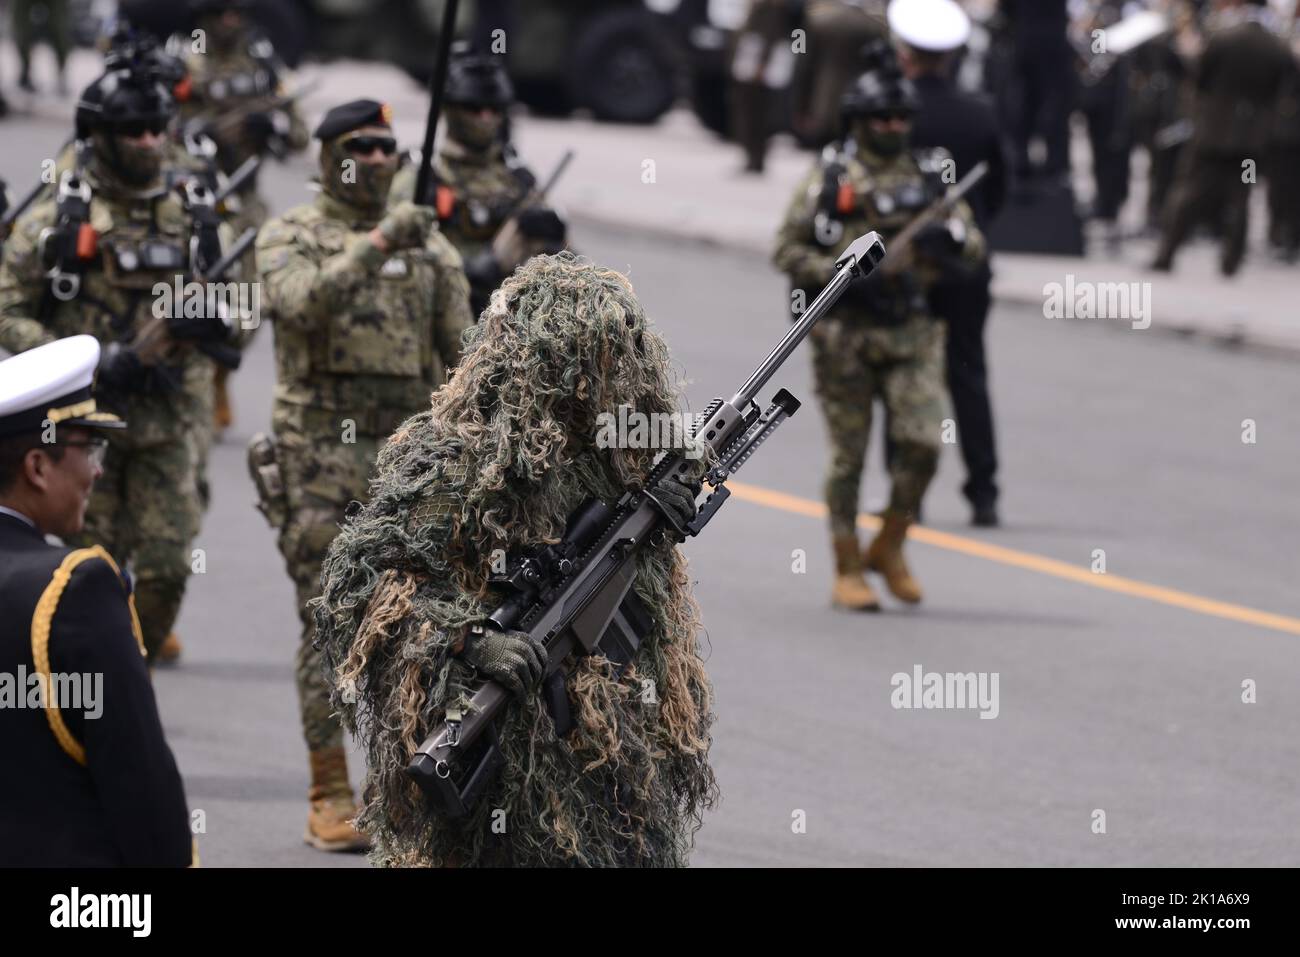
[189,38,279,105]
[812,144,948,324]
[39,169,213,344]
[272,209,446,435]
[182,35,282,174]
[30,170,217,426]
[434,146,534,246]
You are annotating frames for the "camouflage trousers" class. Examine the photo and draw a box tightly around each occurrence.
[191,375,216,513]
[809,315,947,538]
[74,410,203,660]
[273,408,384,751]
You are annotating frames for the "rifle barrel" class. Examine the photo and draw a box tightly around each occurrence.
[214,156,262,204]
[731,232,884,409]
[201,227,257,281]
[538,150,574,198]
[414,0,462,206]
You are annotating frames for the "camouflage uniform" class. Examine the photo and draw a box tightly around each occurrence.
[391,139,533,266]
[173,21,308,239]
[256,179,472,754]
[776,143,981,536]
[0,159,231,660]
[388,50,565,316]
[173,13,309,430]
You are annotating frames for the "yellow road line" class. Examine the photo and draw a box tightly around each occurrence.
[726,480,1300,637]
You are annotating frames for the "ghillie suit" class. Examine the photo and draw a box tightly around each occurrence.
[315,253,718,867]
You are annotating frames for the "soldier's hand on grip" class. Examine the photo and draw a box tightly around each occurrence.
[378,200,436,251]
[913,218,965,263]
[459,625,549,697]
[243,111,278,148]
[516,206,567,247]
[647,473,701,541]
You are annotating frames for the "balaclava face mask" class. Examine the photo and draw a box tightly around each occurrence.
[319,134,396,217]
[445,105,504,152]
[851,116,909,158]
[202,11,244,53]
[94,132,166,188]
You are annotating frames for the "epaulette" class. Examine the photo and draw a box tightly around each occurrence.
[30,546,144,766]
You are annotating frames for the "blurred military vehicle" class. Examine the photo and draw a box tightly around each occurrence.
[103,0,682,124]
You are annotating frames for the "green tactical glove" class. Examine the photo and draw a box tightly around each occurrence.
[459,624,549,697]
[377,200,436,251]
[647,473,701,541]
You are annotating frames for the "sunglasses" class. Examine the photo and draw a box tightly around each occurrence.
[59,436,109,469]
[344,135,398,156]
[117,119,169,138]
[871,112,911,124]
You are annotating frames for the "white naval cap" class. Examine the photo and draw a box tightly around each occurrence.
[0,335,125,438]
[887,0,972,52]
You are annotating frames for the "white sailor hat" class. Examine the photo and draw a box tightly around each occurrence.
[887,0,972,53]
[0,336,126,438]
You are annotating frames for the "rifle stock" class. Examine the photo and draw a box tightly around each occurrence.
[406,231,887,817]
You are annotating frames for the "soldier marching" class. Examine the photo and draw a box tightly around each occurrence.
[5,0,1293,871]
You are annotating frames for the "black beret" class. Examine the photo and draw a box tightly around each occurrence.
[313,99,392,141]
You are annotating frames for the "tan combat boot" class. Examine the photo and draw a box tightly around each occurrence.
[831,534,881,611]
[305,747,370,853]
[157,632,182,663]
[864,512,923,604]
[213,367,233,431]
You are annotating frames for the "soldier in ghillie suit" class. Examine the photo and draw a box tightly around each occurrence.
[313,253,718,867]
[254,98,472,852]
[774,46,983,611]
[389,47,567,317]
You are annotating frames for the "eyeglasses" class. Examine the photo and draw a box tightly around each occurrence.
[117,119,169,138]
[59,436,110,469]
[343,135,398,156]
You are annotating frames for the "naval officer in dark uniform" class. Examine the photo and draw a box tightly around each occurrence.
[0,335,192,866]
[890,0,1006,527]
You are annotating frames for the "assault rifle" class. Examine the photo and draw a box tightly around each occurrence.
[181,80,320,146]
[130,226,257,371]
[878,159,987,278]
[490,148,574,263]
[213,154,262,210]
[407,231,887,817]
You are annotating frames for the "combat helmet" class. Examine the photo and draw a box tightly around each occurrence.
[445,44,514,110]
[75,64,176,185]
[840,39,920,119]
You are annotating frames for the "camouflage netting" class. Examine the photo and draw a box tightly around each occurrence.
[314,252,718,867]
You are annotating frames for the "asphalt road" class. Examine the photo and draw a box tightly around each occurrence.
[4,113,1299,867]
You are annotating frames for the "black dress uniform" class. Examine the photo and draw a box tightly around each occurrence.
[891,0,1007,522]
[0,336,191,866]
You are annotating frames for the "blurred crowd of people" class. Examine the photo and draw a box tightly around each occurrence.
[730,0,1300,268]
